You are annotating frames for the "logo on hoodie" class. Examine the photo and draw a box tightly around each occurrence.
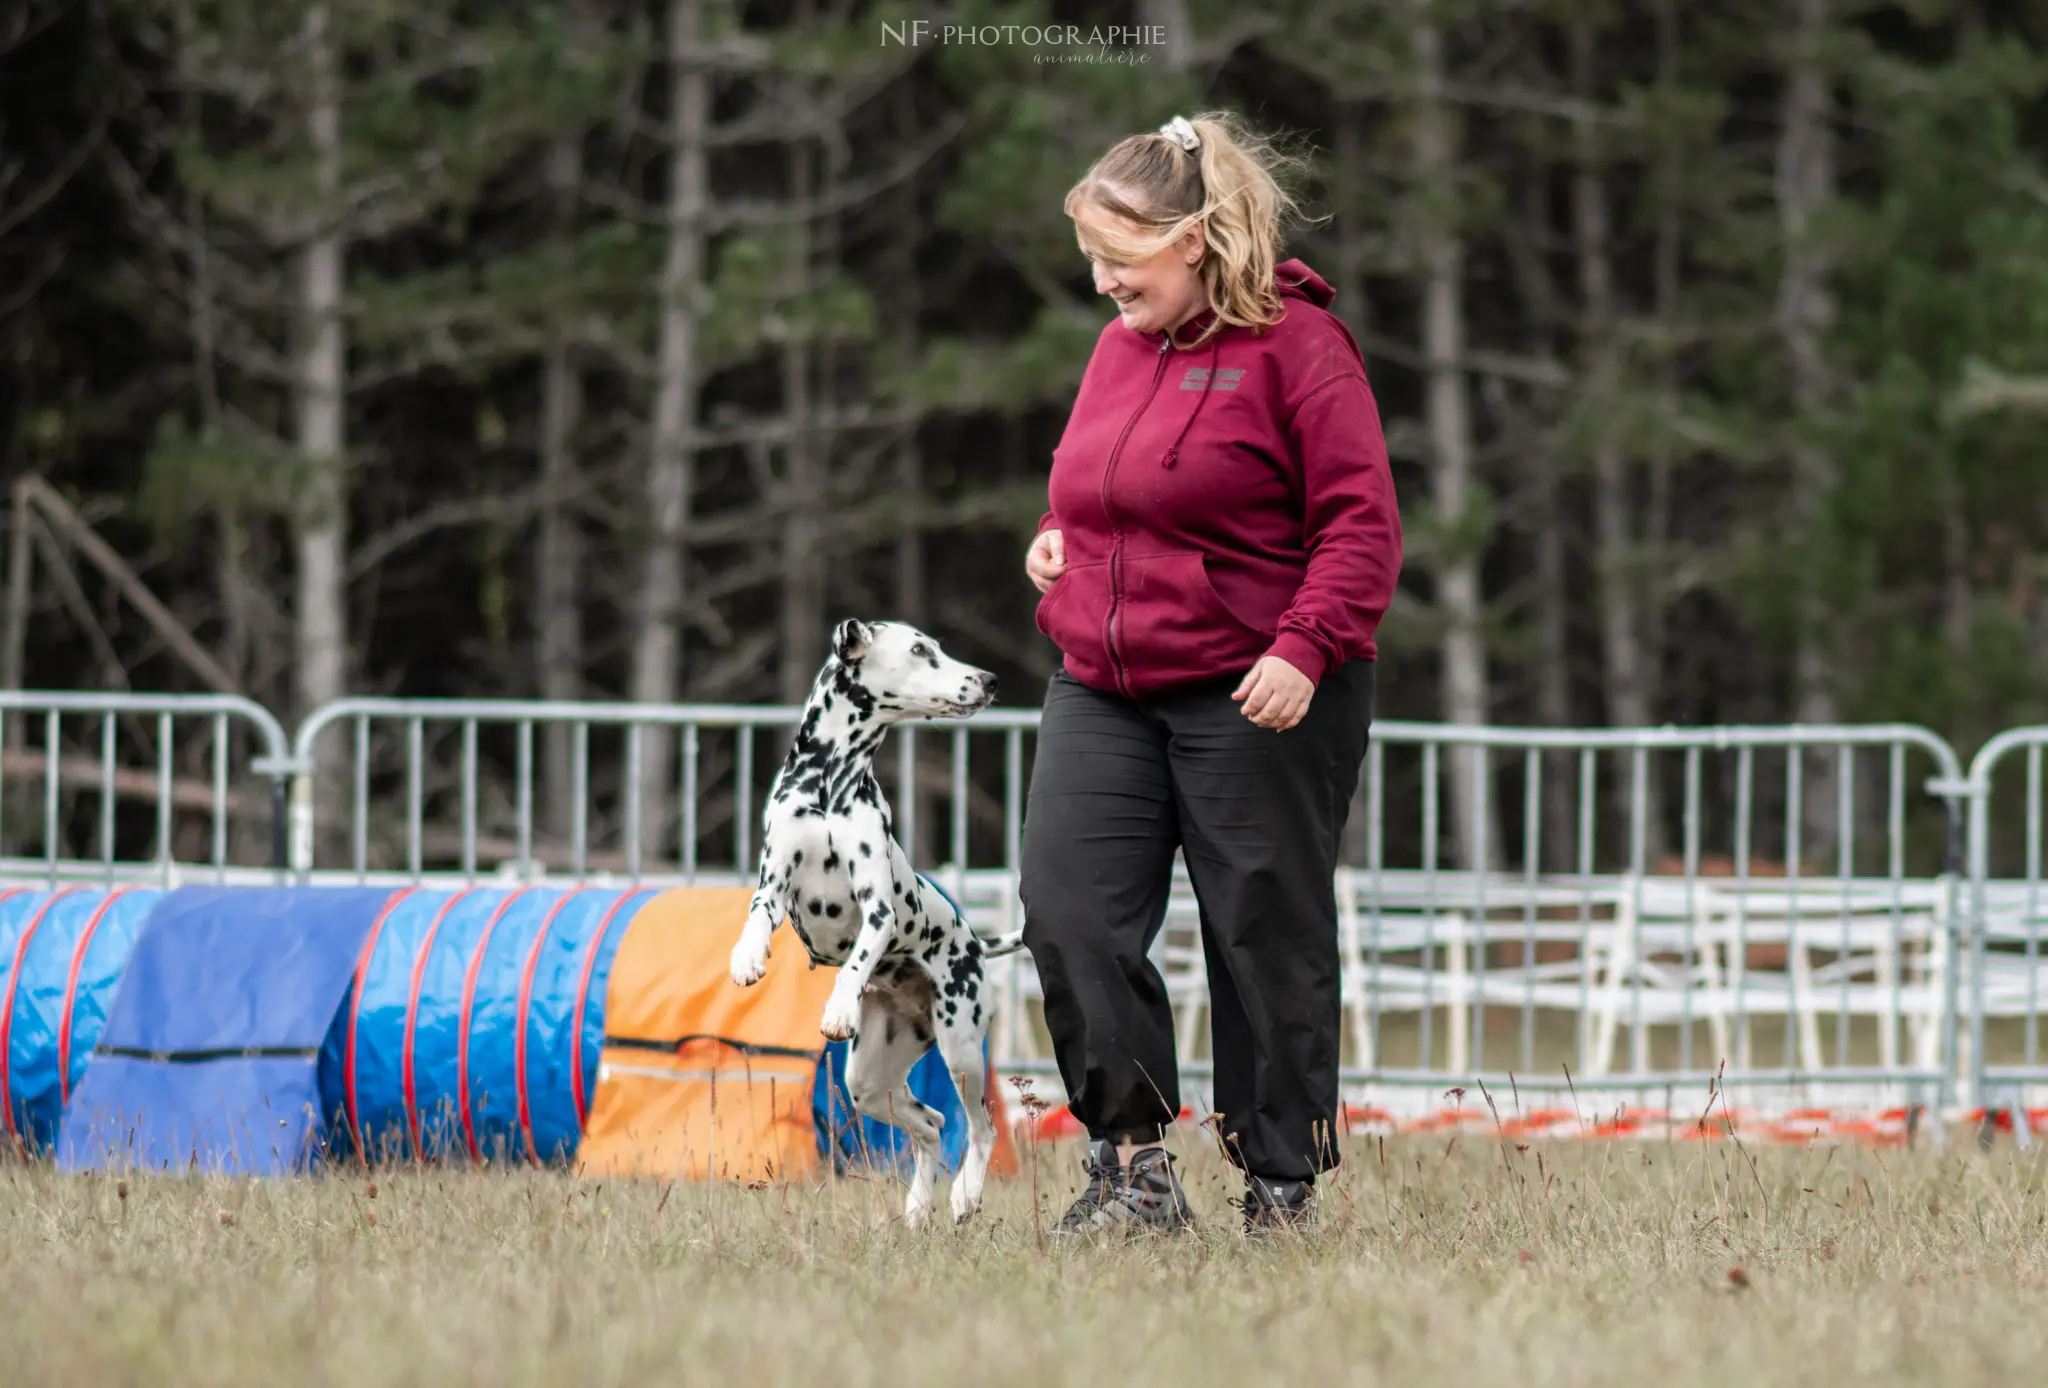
[1179,366,1245,392]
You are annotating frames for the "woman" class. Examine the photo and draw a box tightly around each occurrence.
[1019,112,1402,1236]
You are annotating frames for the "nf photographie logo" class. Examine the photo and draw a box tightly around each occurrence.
[879,21,1169,64]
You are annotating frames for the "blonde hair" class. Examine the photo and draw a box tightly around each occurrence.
[1064,111,1312,346]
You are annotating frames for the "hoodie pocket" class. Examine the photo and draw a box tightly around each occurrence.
[1189,554,1278,638]
[1125,552,1271,641]
[1034,560,1104,645]
[1112,551,1274,681]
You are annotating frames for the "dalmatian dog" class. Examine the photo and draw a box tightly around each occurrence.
[728,618,1023,1226]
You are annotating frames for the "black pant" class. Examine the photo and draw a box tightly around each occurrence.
[1018,660,1373,1182]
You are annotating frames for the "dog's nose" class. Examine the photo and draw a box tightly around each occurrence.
[975,671,998,698]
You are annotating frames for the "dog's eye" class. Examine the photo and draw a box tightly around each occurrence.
[911,643,930,658]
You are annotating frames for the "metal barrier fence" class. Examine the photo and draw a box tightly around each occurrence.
[277,697,1976,1119]
[0,691,295,885]
[285,697,1037,887]
[1963,728,2048,1125]
[16,689,2048,1128]
[1338,723,1964,1121]
[974,721,1970,1124]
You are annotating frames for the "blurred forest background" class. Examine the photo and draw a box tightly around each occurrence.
[5,0,2048,779]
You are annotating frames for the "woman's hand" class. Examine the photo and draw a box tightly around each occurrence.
[1233,655,1314,730]
[1026,529,1067,594]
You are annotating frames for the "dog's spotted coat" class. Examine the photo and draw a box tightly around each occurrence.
[729,619,1021,1226]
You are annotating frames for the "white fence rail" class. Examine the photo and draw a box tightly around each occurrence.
[0,692,294,885]
[1964,729,2048,1123]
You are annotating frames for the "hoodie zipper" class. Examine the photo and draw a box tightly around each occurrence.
[1100,337,1174,701]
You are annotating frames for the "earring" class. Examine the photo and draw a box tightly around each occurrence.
[1187,256,1198,264]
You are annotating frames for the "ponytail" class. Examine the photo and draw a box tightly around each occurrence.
[1063,110,1312,345]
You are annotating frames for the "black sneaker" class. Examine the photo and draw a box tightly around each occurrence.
[1048,1140,1196,1238]
[1241,1174,1316,1234]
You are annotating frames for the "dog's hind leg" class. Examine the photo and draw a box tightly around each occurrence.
[937,1018,996,1224]
[913,914,998,1223]
[844,987,948,1227]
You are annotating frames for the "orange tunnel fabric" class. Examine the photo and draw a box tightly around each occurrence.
[576,887,834,1182]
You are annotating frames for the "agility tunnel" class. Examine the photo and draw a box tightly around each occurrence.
[16,883,1005,1179]
[0,887,162,1153]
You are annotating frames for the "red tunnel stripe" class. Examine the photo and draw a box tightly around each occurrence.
[512,888,587,1165]
[455,887,531,1164]
[570,891,642,1127]
[0,886,82,1140]
[343,887,419,1163]
[56,887,132,1104]
[401,887,479,1163]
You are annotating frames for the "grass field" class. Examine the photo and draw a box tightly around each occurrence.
[3,1131,2044,1388]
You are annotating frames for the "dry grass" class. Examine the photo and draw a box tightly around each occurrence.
[3,1128,2044,1388]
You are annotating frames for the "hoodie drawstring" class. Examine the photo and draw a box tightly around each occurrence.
[1161,336,1222,469]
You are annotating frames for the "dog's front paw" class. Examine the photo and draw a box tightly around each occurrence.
[729,936,770,987]
[818,988,861,1041]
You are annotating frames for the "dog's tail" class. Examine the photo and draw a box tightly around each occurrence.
[974,930,1028,959]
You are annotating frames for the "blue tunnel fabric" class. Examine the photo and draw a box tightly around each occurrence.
[55,886,394,1174]
[515,887,649,1158]
[811,874,985,1176]
[0,887,160,1153]
[320,885,651,1165]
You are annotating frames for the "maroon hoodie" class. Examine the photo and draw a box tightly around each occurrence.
[1034,258,1403,701]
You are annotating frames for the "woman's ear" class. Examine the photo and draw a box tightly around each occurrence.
[1180,223,1206,265]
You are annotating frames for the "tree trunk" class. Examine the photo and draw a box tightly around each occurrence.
[217,504,251,691]
[1942,471,1973,656]
[537,347,585,838]
[2,490,29,704]
[537,94,587,845]
[1572,17,1662,862]
[1517,166,1576,873]
[1777,0,1839,862]
[1647,0,1680,716]
[1647,0,1682,859]
[628,0,707,864]
[1333,96,1376,870]
[777,131,822,709]
[887,85,934,866]
[1412,15,1493,871]
[1331,98,1370,362]
[192,194,253,697]
[1572,22,1648,734]
[1140,0,1191,70]
[294,2,347,725]
[887,82,926,634]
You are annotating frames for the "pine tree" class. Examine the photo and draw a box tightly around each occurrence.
[122,1,547,716]
[1820,18,2048,742]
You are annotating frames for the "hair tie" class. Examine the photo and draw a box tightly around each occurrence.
[1158,116,1200,154]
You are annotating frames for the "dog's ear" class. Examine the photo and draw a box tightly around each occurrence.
[832,618,874,662]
